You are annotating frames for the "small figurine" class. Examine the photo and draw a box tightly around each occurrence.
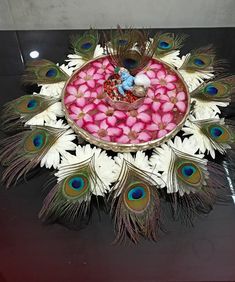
[117,68,135,96]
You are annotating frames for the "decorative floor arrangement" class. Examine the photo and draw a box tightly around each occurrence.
[0,29,234,243]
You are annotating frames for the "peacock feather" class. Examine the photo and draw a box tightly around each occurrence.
[22,59,69,84]
[110,159,161,244]
[191,75,235,103]
[189,119,235,155]
[1,94,59,131]
[39,156,106,225]
[71,29,100,60]
[153,32,187,57]
[179,45,225,74]
[0,125,67,188]
[106,28,155,75]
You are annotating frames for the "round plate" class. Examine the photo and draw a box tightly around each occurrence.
[62,55,190,152]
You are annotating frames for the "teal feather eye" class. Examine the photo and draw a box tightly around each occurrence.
[177,162,202,186]
[15,96,41,113]
[128,186,146,200]
[46,68,58,77]
[207,125,231,143]
[63,174,89,198]
[27,99,38,109]
[33,134,44,148]
[124,182,150,212]
[205,85,218,95]
[158,40,171,50]
[210,126,223,138]
[193,58,205,66]
[24,130,47,153]
[118,39,128,46]
[81,42,93,50]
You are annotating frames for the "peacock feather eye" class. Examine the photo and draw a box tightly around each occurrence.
[81,42,93,50]
[24,130,47,153]
[189,54,213,69]
[124,182,150,212]
[15,96,41,113]
[123,58,138,69]
[193,58,205,66]
[158,40,171,49]
[63,173,89,199]
[208,125,230,142]
[46,68,58,77]
[118,39,128,46]
[177,162,202,186]
[204,82,230,98]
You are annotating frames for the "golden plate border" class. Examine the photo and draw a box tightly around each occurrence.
[61,55,191,153]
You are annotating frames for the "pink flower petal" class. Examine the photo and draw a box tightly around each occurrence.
[84,114,93,123]
[162,113,173,123]
[78,84,89,92]
[176,101,186,112]
[65,95,76,104]
[116,135,129,144]
[107,116,117,126]
[138,104,149,113]
[144,97,153,104]
[157,70,166,80]
[177,91,186,101]
[158,129,168,138]
[146,124,159,131]
[67,86,77,96]
[71,105,81,114]
[118,124,130,134]
[100,120,109,130]
[114,111,126,119]
[101,135,111,142]
[95,113,106,121]
[126,116,137,127]
[165,123,176,131]
[138,132,151,141]
[152,113,162,124]
[155,87,166,95]
[132,122,145,133]
[87,68,95,76]
[86,123,99,133]
[162,102,174,112]
[166,83,176,90]
[87,80,95,88]
[78,71,86,79]
[76,98,86,107]
[152,102,161,112]
[147,70,155,78]
[76,119,84,128]
[138,112,151,123]
[107,127,123,136]
[167,90,176,98]
[147,88,154,98]
[84,104,95,113]
[93,73,104,80]
[97,104,108,113]
[165,74,177,83]
[160,95,169,102]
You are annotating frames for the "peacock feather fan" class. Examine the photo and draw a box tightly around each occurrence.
[0,125,68,188]
[39,156,106,225]
[106,28,156,75]
[22,59,69,84]
[71,29,100,60]
[191,75,235,103]
[110,159,161,244]
[1,94,59,131]
[179,45,226,74]
[153,32,188,57]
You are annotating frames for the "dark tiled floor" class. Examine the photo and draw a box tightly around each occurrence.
[0,29,235,282]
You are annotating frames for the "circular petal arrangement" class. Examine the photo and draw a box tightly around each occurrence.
[1,29,234,244]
